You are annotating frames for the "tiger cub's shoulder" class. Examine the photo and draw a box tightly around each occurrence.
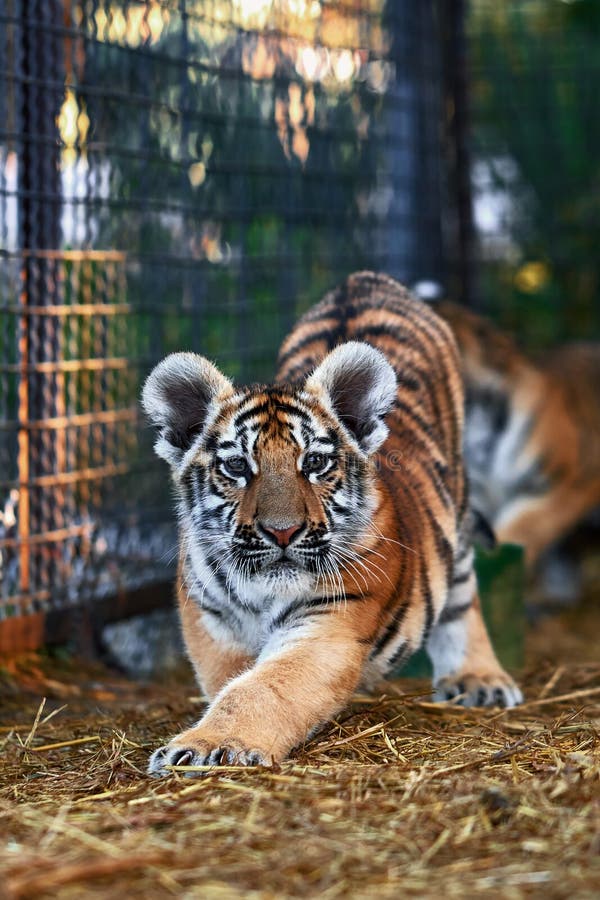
[436,301,533,388]
[436,300,600,565]
[542,343,600,469]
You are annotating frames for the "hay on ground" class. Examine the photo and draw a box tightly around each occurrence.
[0,606,599,900]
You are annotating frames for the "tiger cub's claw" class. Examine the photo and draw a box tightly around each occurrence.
[148,738,271,777]
[434,672,523,708]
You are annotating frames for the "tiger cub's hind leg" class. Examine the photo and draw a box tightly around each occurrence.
[426,556,523,708]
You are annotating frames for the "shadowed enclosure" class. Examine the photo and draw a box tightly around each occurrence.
[0,0,463,648]
[1,0,598,649]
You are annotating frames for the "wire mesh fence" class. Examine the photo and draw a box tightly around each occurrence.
[468,0,600,347]
[1,0,465,650]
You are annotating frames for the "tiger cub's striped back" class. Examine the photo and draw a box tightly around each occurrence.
[143,271,521,775]
[278,272,465,507]
[276,271,473,674]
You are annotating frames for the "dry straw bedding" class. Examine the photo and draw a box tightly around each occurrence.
[0,609,599,900]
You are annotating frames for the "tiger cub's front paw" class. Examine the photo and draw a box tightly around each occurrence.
[433,671,523,708]
[148,732,272,777]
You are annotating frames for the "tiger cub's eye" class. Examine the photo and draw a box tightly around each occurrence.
[223,456,249,477]
[303,451,329,474]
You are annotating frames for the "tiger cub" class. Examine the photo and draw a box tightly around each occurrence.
[142,271,522,775]
[438,303,600,567]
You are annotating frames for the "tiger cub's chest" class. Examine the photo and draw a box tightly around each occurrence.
[186,548,319,656]
[198,598,275,656]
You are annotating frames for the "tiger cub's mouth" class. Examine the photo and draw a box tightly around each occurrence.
[268,558,299,569]
[229,546,328,578]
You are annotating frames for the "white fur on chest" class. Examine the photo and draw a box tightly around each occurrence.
[186,536,318,656]
[199,601,270,656]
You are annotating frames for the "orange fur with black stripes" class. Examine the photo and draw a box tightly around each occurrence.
[142,272,521,775]
[438,302,600,566]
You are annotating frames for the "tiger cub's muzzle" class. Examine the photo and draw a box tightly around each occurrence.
[232,519,330,573]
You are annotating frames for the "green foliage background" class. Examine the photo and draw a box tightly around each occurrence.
[469,0,600,348]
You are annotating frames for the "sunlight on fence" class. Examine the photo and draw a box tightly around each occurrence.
[0,0,458,648]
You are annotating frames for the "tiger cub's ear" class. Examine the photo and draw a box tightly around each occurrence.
[305,341,397,454]
[142,352,234,466]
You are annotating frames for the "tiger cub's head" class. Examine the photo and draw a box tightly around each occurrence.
[142,343,396,599]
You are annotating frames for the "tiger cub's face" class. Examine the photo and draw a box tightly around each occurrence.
[143,343,397,600]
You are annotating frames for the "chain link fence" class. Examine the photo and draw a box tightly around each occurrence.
[1,1,468,651]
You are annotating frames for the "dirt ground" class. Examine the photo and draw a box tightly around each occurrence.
[1,603,599,900]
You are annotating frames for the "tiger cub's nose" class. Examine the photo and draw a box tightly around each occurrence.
[260,522,304,547]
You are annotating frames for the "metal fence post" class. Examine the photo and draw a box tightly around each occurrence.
[18,0,64,604]
[441,0,477,308]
